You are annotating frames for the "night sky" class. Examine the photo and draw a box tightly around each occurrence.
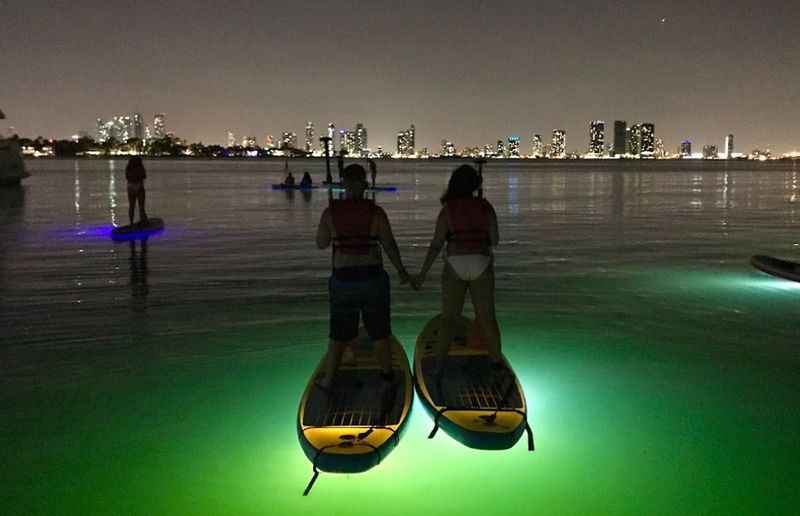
[3,0,799,153]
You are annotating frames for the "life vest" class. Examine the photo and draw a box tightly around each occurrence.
[446,197,491,253]
[331,199,379,255]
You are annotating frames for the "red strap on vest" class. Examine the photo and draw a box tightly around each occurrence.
[446,198,490,251]
[331,199,378,255]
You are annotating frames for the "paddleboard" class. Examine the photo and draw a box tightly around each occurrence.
[297,331,413,494]
[751,255,800,283]
[111,217,164,241]
[414,314,533,451]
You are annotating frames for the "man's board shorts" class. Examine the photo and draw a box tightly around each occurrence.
[329,265,391,342]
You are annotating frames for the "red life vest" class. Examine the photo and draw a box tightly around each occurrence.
[446,197,491,252]
[331,199,379,255]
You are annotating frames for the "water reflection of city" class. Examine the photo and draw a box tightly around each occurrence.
[128,239,149,312]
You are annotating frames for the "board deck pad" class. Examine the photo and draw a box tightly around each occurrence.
[303,369,403,427]
[420,354,522,410]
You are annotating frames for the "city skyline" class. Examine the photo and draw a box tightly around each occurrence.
[3,1,799,152]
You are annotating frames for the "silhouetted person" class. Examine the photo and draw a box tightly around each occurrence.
[415,165,501,375]
[316,164,415,390]
[300,171,313,187]
[283,171,295,186]
[125,157,148,225]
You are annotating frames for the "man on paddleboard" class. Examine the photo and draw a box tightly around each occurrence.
[316,164,415,389]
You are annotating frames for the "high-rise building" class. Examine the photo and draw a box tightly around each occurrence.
[483,144,494,158]
[281,131,298,149]
[396,124,416,157]
[654,137,665,158]
[496,139,505,158]
[679,140,692,157]
[640,123,655,156]
[304,122,315,153]
[551,130,566,158]
[507,136,521,157]
[530,134,544,158]
[339,129,349,154]
[703,144,718,159]
[589,120,605,155]
[96,118,109,142]
[441,140,456,157]
[613,121,627,156]
[242,136,257,148]
[265,135,275,148]
[153,114,166,138]
[627,124,642,155]
[327,123,336,150]
[132,113,144,140]
[725,134,734,159]
[227,131,236,147]
[354,123,368,156]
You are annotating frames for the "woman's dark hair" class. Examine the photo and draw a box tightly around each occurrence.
[440,165,481,205]
[126,156,144,172]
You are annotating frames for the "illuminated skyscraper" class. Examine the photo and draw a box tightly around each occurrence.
[654,137,665,158]
[483,144,494,158]
[242,136,257,148]
[327,123,336,150]
[96,118,109,142]
[703,144,718,159]
[507,136,521,157]
[339,129,350,154]
[304,122,315,153]
[354,123,368,156]
[408,124,415,155]
[441,140,456,157]
[153,114,166,138]
[265,135,275,148]
[551,130,566,158]
[725,134,734,159]
[132,113,144,140]
[679,140,692,157]
[281,131,298,149]
[530,134,544,157]
[496,139,505,158]
[627,124,642,155]
[589,120,605,155]
[640,123,655,155]
[227,131,236,147]
[395,125,416,157]
[613,121,627,156]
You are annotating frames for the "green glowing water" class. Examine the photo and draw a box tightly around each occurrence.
[2,159,799,514]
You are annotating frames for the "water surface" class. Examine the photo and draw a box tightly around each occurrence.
[2,158,799,515]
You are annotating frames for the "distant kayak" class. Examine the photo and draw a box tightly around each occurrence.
[297,331,413,495]
[111,217,164,241]
[751,255,800,283]
[414,314,533,451]
[271,184,317,191]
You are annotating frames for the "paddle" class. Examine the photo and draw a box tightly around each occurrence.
[475,157,486,198]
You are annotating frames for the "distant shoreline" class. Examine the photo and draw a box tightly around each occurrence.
[21,156,799,164]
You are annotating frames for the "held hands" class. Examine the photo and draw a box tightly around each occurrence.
[399,269,421,291]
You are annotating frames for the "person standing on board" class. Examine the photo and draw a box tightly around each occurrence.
[315,164,415,389]
[414,164,501,375]
[125,157,148,225]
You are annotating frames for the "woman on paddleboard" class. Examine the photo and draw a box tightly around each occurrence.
[315,164,415,389]
[415,164,501,374]
[125,157,148,225]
